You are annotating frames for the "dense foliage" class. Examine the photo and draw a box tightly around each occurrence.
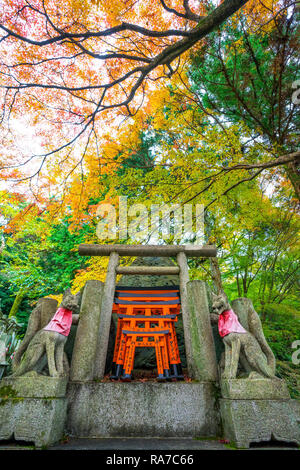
[0,1,298,392]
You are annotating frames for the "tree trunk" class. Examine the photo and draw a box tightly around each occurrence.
[210,257,224,293]
[8,288,26,318]
[236,273,242,297]
[285,160,300,201]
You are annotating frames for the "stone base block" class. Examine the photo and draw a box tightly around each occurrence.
[0,376,68,447]
[67,382,221,438]
[220,378,290,400]
[220,398,300,448]
[0,397,67,448]
[1,375,68,398]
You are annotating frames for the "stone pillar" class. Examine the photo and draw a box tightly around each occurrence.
[70,280,104,382]
[176,251,193,377]
[186,280,218,381]
[231,298,251,330]
[40,298,58,327]
[93,252,119,380]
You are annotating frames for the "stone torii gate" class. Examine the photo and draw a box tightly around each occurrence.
[73,244,218,382]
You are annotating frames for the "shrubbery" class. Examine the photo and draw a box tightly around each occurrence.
[261,303,300,398]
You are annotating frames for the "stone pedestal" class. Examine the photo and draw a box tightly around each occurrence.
[220,399,300,448]
[67,382,221,438]
[220,378,300,448]
[220,378,290,400]
[0,376,68,448]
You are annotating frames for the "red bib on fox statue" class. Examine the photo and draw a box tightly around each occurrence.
[43,307,73,337]
[218,309,247,338]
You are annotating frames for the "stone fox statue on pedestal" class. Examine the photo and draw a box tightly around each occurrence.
[211,292,276,380]
[11,290,80,378]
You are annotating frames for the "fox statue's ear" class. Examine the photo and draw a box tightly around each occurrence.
[63,288,71,298]
[211,292,218,300]
[219,290,228,299]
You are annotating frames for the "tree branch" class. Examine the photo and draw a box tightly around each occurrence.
[159,0,203,22]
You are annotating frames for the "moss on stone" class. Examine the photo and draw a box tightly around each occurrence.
[0,384,18,399]
[224,441,240,450]
[0,383,23,406]
[194,436,221,441]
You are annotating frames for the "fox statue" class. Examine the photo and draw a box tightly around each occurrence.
[211,291,276,380]
[11,289,80,378]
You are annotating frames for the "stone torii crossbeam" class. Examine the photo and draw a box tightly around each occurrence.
[78,244,217,380]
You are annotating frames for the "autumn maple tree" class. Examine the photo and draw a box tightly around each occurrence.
[0,0,251,186]
[124,0,300,208]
